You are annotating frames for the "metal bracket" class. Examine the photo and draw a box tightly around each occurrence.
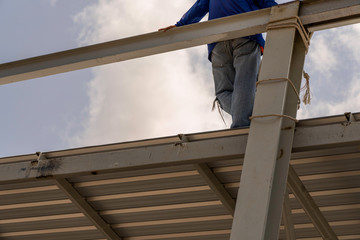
[31,152,47,167]
[174,134,190,155]
[343,112,356,126]
[178,134,189,142]
[174,134,189,146]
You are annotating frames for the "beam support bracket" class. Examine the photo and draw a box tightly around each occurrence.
[194,163,236,216]
[55,178,122,240]
[287,165,338,239]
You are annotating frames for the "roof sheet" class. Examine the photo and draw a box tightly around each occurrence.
[1,113,360,240]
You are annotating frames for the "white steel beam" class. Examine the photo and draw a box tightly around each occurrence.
[0,134,248,184]
[287,165,338,239]
[54,178,122,240]
[1,112,359,166]
[1,120,360,184]
[0,8,271,86]
[230,2,307,239]
[194,163,236,216]
[0,0,359,85]
[300,0,360,32]
[292,120,360,152]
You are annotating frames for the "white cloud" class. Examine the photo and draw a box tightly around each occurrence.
[70,0,229,147]
[299,72,360,119]
[298,24,360,119]
[335,23,360,64]
[306,34,337,77]
[49,0,57,7]
[73,0,195,45]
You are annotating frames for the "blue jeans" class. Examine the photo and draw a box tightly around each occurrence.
[211,38,261,128]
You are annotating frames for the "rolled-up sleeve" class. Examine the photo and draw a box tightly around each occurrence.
[176,0,210,26]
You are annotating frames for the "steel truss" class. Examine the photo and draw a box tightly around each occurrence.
[1,0,360,239]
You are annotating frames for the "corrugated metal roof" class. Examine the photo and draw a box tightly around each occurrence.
[1,113,360,240]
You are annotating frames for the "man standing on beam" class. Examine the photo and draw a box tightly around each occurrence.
[159,0,277,128]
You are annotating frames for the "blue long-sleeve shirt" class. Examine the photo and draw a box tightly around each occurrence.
[175,0,277,60]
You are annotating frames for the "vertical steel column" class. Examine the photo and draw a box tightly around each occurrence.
[230,2,307,240]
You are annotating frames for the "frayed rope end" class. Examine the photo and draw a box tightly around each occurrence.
[301,70,311,105]
[212,99,227,127]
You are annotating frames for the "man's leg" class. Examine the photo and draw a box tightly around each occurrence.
[211,41,235,114]
[231,39,261,128]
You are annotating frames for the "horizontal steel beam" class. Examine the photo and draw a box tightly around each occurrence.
[300,0,360,31]
[1,120,360,184]
[292,120,360,151]
[0,8,271,85]
[0,134,248,183]
[1,0,359,85]
[2,113,359,165]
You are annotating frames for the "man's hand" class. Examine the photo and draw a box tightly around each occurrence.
[158,25,176,32]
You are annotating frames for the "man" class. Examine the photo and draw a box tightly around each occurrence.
[159,0,278,128]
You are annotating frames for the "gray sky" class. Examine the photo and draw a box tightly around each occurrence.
[1,0,359,158]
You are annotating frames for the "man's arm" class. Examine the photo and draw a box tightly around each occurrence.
[254,0,278,9]
[159,0,209,32]
[176,0,210,26]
